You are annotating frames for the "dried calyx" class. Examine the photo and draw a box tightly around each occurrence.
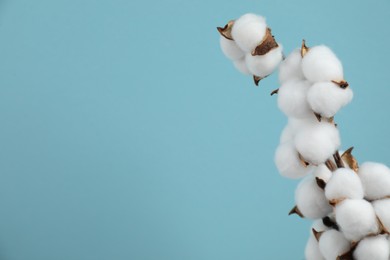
[341,147,359,172]
[251,28,279,56]
[288,205,304,218]
[217,20,234,40]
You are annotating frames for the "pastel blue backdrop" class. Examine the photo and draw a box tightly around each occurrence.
[0,0,389,259]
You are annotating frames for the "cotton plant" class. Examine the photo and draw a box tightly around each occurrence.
[217,13,390,260]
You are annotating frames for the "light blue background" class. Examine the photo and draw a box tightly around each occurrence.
[0,0,389,259]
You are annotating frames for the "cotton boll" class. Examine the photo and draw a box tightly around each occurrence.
[307,81,353,118]
[325,168,364,202]
[318,230,350,260]
[335,199,379,242]
[305,234,325,260]
[302,45,344,82]
[220,36,245,60]
[277,79,312,118]
[295,175,332,219]
[358,162,390,200]
[280,123,294,144]
[278,49,305,84]
[274,141,312,179]
[353,235,390,260]
[231,14,267,52]
[372,199,390,233]
[294,122,340,165]
[245,46,283,77]
[233,58,251,75]
[314,164,332,183]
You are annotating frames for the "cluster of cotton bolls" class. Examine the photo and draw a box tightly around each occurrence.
[218,13,390,260]
[274,41,390,260]
[218,13,283,85]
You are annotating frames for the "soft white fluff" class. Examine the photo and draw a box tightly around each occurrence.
[372,198,390,232]
[305,234,325,260]
[295,175,332,219]
[302,45,344,82]
[335,199,379,242]
[305,219,329,260]
[274,141,312,179]
[353,235,390,260]
[233,58,251,75]
[280,123,294,144]
[277,79,312,118]
[278,49,305,84]
[294,122,340,165]
[325,168,364,202]
[220,35,245,61]
[307,81,353,118]
[231,14,267,52]
[318,230,350,260]
[280,116,318,144]
[245,46,283,77]
[358,162,390,200]
[314,164,333,183]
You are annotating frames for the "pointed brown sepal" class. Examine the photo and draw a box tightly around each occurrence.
[270,88,279,96]
[251,28,279,56]
[332,80,349,89]
[301,39,309,57]
[314,112,322,122]
[316,177,326,190]
[325,159,337,172]
[288,205,304,218]
[217,20,234,40]
[253,75,263,86]
[298,153,309,168]
[377,217,389,234]
[341,147,359,172]
[333,151,345,168]
[312,228,323,241]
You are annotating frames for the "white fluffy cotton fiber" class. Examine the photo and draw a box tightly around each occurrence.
[278,49,305,84]
[219,35,245,61]
[318,229,350,260]
[274,141,312,179]
[335,199,379,242]
[295,176,332,219]
[307,81,353,118]
[245,46,283,78]
[358,162,390,200]
[231,13,267,53]
[294,122,340,165]
[277,79,312,118]
[353,235,390,260]
[302,45,344,82]
[325,168,364,202]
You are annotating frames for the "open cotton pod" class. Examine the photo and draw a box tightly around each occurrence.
[245,46,283,78]
[353,235,390,260]
[294,122,340,165]
[219,35,245,61]
[301,45,344,82]
[307,81,353,118]
[305,219,328,260]
[318,230,351,260]
[325,168,364,204]
[277,79,312,118]
[372,198,390,233]
[233,58,251,75]
[295,175,332,219]
[358,162,390,200]
[231,13,267,52]
[280,116,319,144]
[278,49,305,84]
[274,141,312,179]
[335,199,379,242]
